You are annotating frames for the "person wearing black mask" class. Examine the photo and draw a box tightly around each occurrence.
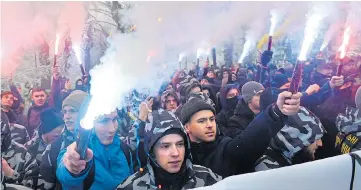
[216,84,239,134]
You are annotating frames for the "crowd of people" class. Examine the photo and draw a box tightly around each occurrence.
[1,49,361,190]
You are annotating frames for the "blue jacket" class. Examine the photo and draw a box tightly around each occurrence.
[56,134,131,190]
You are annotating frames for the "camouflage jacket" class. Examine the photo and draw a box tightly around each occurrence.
[335,106,361,153]
[117,163,222,190]
[24,132,47,165]
[38,128,75,190]
[2,140,39,188]
[9,123,30,145]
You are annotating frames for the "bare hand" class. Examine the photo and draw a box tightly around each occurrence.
[63,142,93,175]
[329,75,344,88]
[53,66,61,80]
[305,84,320,95]
[2,158,14,177]
[139,97,153,122]
[276,91,302,116]
[221,77,228,86]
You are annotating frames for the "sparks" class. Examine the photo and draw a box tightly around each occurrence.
[178,52,186,62]
[338,26,351,59]
[298,14,323,61]
[55,34,60,55]
[269,11,278,36]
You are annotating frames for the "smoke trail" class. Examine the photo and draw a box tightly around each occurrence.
[298,2,336,61]
[238,19,266,64]
[269,8,287,36]
[320,23,338,51]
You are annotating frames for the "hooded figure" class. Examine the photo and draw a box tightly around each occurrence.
[216,84,239,134]
[255,106,325,171]
[117,109,221,190]
[1,113,39,188]
[201,85,219,113]
[161,90,180,112]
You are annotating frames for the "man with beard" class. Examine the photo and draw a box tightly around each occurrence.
[226,81,264,137]
[254,106,324,171]
[117,109,221,189]
[180,90,302,177]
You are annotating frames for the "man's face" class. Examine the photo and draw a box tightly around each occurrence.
[227,89,239,99]
[223,71,229,79]
[207,71,215,78]
[42,125,64,144]
[185,110,216,143]
[1,94,14,108]
[200,79,210,85]
[94,111,119,145]
[190,86,201,94]
[62,105,79,132]
[32,91,47,107]
[153,133,185,173]
[165,95,178,111]
[248,91,263,114]
[306,139,323,160]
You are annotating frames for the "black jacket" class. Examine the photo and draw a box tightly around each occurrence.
[226,99,255,138]
[190,104,286,177]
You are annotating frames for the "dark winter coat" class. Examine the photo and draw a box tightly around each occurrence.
[216,84,239,134]
[190,104,287,177]
[226,99,255,138]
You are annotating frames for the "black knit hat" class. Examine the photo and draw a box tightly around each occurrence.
[39,108,64,135]
[181,98,216,125]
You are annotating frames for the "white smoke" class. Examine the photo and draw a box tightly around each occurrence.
[269,8,287,36]
[81,1,313,127]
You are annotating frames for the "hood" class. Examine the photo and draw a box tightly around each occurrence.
[144,109,191,162]
[219,84,239,110]
[201,85,217,105]
[187,92,216,109]
[161,90,179,109]
[336,106,361,135]
[271,106,325,159]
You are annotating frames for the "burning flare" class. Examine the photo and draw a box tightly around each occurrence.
[55,34,60,55]
[338,26,351,59]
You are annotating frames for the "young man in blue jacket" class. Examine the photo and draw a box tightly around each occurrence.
[56,96,134,190]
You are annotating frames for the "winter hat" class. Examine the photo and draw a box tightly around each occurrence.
[219,84,238,108]
[177,75,200,103]
[272,73,289,88]
[356,86,361,109]
[259,87,284,111]
[62,90,88,110]
[271,106,325,159]
[181,98,216,125]
[144,109,191,163]
[39,108,64,135]
[241,81,265,102]
[187,92,216,109]
[161,90,179,109]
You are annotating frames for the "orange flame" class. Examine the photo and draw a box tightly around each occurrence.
[339,26,351,59]
[55,34,60,55]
